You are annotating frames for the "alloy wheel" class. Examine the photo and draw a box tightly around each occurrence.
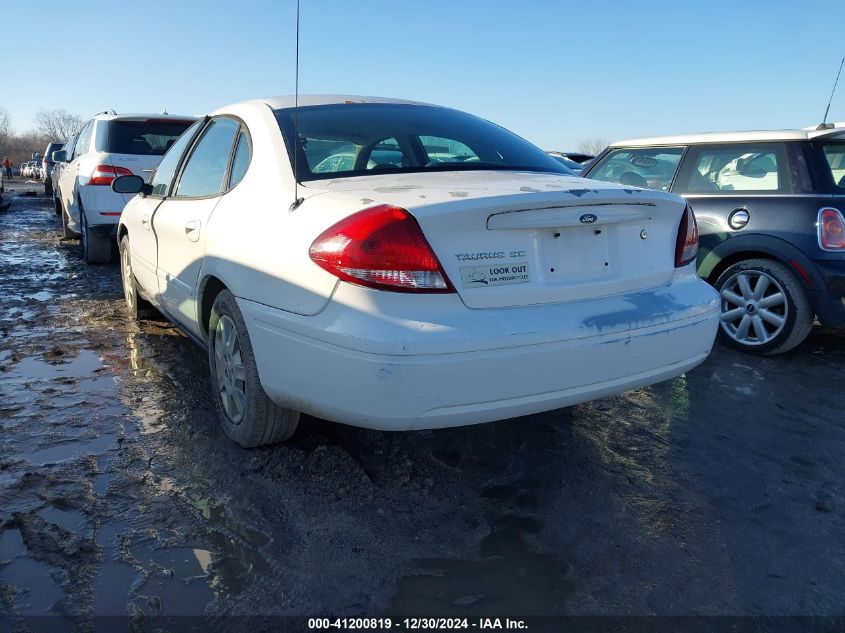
[121,245,135,312]
[719,270,787,346]
[214,314,247,424]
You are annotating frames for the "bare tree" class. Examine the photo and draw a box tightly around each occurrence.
[0,106,12,153]
[576,138,609,156]
[34,108,84,142]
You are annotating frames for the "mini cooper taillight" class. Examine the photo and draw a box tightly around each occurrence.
[675,203,699,268]
[818,207,845,251]
[309,204,454,293]
[89,165,133,186]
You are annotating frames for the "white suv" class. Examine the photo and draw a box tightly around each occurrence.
[54,111,196,263]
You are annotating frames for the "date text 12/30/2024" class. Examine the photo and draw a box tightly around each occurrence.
[308,617,528,630]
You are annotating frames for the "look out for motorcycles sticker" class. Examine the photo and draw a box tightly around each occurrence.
[460,262,529,288]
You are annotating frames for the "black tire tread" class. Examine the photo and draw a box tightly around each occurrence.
[715,258,813,356]
[118,237,156,320]
[208,289,299,447]
[81,203,112,264]
[61,202,77,239]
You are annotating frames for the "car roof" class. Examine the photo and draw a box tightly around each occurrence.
[226,95,441,112]
[610,125,845,147]
[90,112,198,122]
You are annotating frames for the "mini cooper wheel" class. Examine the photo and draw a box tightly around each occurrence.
[715,258,813,355]
[118,236,155,320]
[208,290,299,447]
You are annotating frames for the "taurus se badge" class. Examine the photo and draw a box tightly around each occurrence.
[579,213,598,224]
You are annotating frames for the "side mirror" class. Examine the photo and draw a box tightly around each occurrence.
[112,174,146,194]
[52,150,67,162]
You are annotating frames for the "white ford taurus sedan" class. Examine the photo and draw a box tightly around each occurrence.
[113,95,719,447]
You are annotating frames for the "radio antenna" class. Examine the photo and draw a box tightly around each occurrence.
[821,57,844,128]
[290,0,304,211]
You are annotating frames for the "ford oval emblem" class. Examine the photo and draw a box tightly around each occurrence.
[579,213,598,224]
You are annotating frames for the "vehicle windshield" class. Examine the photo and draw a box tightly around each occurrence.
[274,103,570,181]
[585,147,685,191]
[821,142,845,191]
[100,119,194,156]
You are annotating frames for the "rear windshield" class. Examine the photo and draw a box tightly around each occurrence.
[99,119,194,156]
[821,142,845,191]
[274,103,571,181]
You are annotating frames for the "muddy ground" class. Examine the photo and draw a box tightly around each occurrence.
[0,178,843,632]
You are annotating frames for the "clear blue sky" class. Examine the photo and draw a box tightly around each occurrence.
[3,0,844,149]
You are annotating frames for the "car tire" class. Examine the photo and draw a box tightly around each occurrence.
[118,236,156,320]
[44,180,52,197]
[208,289,300,447]
[80,203,113,264]
[714,258,813,355]
[54,194,62,216]
[61,201,78,240]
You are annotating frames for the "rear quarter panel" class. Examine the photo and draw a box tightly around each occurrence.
[198,103,340,317]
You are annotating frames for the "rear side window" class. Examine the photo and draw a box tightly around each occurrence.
[99,119,194,156]
[676,143,787,193]
[586,147,684,191]
[228,131,251,188]
[821,142,845,191]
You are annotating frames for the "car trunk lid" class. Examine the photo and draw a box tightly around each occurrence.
[305,171,686,308]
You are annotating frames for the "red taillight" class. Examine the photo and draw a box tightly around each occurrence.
[675,203,699,268]
[89,165,133,186]
[309,204,454,293]
[818,207,845,251]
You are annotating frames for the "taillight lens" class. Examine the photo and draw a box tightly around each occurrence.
[818,207,845,251]
[309,204,454,293]
[89,165,133,186]
[675,203,699,268]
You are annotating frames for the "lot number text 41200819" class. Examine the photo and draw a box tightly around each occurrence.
[307,617,528,630]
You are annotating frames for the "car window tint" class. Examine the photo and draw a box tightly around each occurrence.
[821,143,845,190]
[587,147,684,191]
[229,131,251,188]
[275,103,568,181]
[307,137,409,173]
[174,118,239,198]
[419,135,480,165]
[100,119,194,156]
[678,144,783,193]
[150,121,202,197]
[365,137,406,170]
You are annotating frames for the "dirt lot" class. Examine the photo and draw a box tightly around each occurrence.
[0,178,844,632]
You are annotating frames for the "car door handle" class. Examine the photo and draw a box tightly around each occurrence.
[185,220,200,242]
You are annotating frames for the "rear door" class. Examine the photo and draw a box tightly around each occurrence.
[672,142,793,256]
[153,116,241,335]
[59,119,93,222]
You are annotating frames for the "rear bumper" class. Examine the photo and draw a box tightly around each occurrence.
[78,185,128,226]
[239,272,719,430]
[812,259,845,326]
